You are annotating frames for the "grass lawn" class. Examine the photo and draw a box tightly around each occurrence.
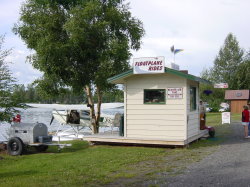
[0,113,239,187]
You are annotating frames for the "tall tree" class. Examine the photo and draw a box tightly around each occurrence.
[14,0,144,133]
[12,84,26,103]
[0,36,24,122]
[234,53,250,89]
[199,33,250,110]
[211,33,244,89]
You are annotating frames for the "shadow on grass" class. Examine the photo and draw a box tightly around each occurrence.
[189,124,232,150]
[59,140,89,153]
[0,170,38,179]
[24,140,90,155]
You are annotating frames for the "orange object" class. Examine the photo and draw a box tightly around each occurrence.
[200,114,206,130]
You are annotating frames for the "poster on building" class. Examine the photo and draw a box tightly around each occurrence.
[133,56,165,74]
[222,112,231,124]
[167,88,183,99]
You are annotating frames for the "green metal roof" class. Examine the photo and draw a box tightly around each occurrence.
[107,67,211,84]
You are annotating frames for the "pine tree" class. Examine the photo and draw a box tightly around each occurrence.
[235,55,250,89]
[0,36,24,122]
[211,33,244,89]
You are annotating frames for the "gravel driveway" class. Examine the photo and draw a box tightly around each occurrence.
[167,122,250,187]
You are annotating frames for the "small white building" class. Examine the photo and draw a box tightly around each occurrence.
[84,58,210,146]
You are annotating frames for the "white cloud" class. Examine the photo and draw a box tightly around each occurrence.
[5,47,42,85]
[1,0,250,85]
[14,71,21,77]
[129,0,250,75]
[16,50,25,54]
[0,0,23,24]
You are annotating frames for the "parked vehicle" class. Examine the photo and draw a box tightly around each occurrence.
[4,122,71,156]
[219,107,229,112]
[206,107,212,112]
[204,103,212,112]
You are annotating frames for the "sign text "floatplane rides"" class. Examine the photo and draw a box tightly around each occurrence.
[133,56,165,74]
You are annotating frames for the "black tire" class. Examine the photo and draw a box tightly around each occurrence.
[35,145,48,152]
[209,130,215,138]
[7,137,24,156]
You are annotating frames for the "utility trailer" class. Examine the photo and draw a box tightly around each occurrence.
[4,122,71,156]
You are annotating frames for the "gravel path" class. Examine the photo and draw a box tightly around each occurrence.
[167,122,250,187]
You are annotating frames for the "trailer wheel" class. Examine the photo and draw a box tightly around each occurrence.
[35,145,48,152]
[209,127,215,138]
[7,137,24,156]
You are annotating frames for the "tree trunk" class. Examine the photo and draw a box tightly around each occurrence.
[96,86,102,131]
[85,85,98,134]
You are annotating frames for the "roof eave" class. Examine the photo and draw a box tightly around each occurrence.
[164,68,212,85]
[107,68,211,85]
[107,69,133,84]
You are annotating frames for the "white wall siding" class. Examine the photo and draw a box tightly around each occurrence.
[127,124,184,131]
[187,80,200,139]
[127,114,185,120]
[124,83,127,137]
[127,120,185,125]
[127,104,185,110]
[127,129,184,138]
[125,74,186,140]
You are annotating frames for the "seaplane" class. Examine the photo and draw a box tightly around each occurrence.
[48,103,123,140]
[26,103,123,141]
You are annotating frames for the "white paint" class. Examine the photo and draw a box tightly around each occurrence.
[222,112,231,124]
[133,56,165,74]
[125,74,186,140]
[214,83,228,88]
[166,63,180,70]
[167,87,183,99]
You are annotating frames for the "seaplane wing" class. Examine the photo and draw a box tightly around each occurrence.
[51,109,122,128]
[50,107,123,140]
[51,109,91,127]
[26,103,124,110]
[26,103,124,140]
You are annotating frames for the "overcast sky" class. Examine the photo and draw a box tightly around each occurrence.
[1,0,250,85]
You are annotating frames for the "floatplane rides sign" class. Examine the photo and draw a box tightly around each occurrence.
[133,56,165,74]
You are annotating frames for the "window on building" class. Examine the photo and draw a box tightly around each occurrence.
[190,87,197,111]
[144,89,165,104]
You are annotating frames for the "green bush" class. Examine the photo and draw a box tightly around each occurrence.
[209,99,221,112]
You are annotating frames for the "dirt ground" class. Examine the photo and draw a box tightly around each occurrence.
[0,143,6,152]
[0,143,7,159]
